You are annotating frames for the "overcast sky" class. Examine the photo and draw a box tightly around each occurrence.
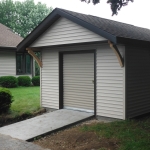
[22,0,150,29]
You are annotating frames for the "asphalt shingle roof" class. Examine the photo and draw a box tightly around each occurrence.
[0,23,23,47]
[17,8,150,51]
[61,9,150,42]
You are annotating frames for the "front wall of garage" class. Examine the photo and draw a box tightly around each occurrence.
[41,44,125,119]
[41,49,59,109]
[96,45,125,119]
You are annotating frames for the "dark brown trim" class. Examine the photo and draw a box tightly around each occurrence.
[125,45,127,119]
[31,55,34,78]
[31,41,108,50]
[0,46,16,51]
[117,37,150,48]
[59,50,96,115]
[59,53,63,109]
[94,50,96,116]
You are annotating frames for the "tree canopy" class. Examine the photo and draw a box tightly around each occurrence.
[81,0,133,16]
[0,0,52,38]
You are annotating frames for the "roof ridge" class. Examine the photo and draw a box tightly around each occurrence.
[59,8,150,31]
[17,8,150,51]
[59,8,116,37]
[88,14,150,32]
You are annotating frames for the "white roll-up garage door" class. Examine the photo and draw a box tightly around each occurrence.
[63,53,94,113]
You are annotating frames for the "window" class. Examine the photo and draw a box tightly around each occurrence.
[16,53,32,74]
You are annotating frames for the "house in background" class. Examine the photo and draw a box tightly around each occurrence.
[0,23,33,77]
[17,8,150,120]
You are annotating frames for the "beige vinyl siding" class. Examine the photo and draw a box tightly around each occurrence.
[63,53,94,112]
[41,50,59,109]
[40,43,125,119]
[0,51,16,76]
[40,44,100,110]
[96,45,125,119]
[126,46,150,118]
[31,17,106,47]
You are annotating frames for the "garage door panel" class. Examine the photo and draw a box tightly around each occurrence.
[64,89,94,94]
[65,103,94,111]
[63,53,94,112]
[63,98,94,103]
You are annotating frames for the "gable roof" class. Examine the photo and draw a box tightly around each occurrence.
[17,8,150,51]
[0,23,23,48]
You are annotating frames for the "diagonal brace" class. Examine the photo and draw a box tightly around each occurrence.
[108,41,124,67]
[26,48,42,68]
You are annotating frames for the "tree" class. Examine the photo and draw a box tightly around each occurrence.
[81,0,133,16]
[0,0,52,38]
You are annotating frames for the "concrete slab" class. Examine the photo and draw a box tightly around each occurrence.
[0,109,94,141]
[0,133,50,150]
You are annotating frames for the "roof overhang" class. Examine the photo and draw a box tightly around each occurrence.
[0,46,16,51]
[116,37,150,48]
[17,8,117,52]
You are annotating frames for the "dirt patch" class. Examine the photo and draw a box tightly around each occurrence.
[0,108,46,127]
[33,121,119,150]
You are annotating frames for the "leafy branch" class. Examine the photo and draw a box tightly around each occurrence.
[81,0,134,16]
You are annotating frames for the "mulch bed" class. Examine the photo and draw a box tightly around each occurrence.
[0,108,46,127]
[33,120,119,150]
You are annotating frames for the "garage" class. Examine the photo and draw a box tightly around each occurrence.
[62,52,95,113]
[17,8,150,120]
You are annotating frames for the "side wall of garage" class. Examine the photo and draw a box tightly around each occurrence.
[126,46,150,118]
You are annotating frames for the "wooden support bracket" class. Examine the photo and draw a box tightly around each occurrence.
[26,48,42,68]
[108,41,124,67]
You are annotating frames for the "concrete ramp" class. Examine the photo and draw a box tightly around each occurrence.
[0,109,94,141]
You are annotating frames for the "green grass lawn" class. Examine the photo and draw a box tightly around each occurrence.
[81,117,150,150]
[8,86,40,117]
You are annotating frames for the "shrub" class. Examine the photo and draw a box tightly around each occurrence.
[18,76,31,87]
[0,76,18,88]
[0,88,13,113]
[32,76,40,86]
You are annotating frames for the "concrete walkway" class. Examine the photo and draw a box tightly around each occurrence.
[0,109,93,141]
[0,134,50,150]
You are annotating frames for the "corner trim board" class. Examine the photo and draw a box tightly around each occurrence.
[26,48,42,68]
[108,41,124,67]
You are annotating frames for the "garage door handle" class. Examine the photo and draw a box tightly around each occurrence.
[92,80,94,84]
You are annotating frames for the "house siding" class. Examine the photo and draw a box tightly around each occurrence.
[96,45,125,119]
[0,51,16,76]
[31,17,106,47]
[126,46,150,118]
[0,51,32,78]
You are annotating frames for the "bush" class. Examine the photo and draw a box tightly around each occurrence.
[0,88,13,113]
[18,76,31,87]
[0,76,18,88]
[32,76,40,86]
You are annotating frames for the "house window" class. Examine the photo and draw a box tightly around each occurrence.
[16,53,32,74]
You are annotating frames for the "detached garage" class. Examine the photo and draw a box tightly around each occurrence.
[17,8,150,120]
